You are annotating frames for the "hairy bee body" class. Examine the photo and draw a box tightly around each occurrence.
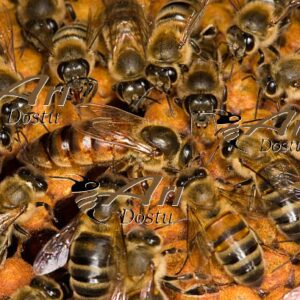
[48,22,99,104]
[226,0,284,62]
[146,0,204,93]
[177,55,226,128]
[10,276,63,300]
[255,158,300,242]
[222,132,300,243]
[0,20,31,152]
[0,168,48,264]
[18,105,194,173]
[18,123,134,169]
[49,22,97,82]
[205,210,264,286]
[257,54,300,102]
[69,214,121,299]
[178,168,264,286]
[101,0,151,111]
[16,0,75,52]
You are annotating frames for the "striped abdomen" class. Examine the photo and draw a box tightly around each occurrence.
[17,124,128,169]
[103,0,148,52]
[154,0,198,28]
[268,195,300,243]
[53,23,88,47]
[69,229,117,299]
[102,0,148,80]
[257,160,300,242]
[206,212,264,286]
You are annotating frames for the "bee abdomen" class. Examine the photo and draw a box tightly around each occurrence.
[155,0,197,27]
[206,212,264,286]
[53,23,87,44]
[270,200,300,242]
[69,232,116,299]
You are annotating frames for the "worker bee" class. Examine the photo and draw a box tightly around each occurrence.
[18,104,194,174]
[146,0,209,96]
[9,276,64,300]
[226,0,298,63]
[33,175,168,299]
[177,167,265,286]
[34,174,128,299]
[176,51,227,131]
[0,167,48,265]
[124,226,168,300]
[256,54,300,106]
[0,15,31,153]
[221,130,300,243]
[47,20,102,104]
[101,0,152,112]
[16,0,76,52]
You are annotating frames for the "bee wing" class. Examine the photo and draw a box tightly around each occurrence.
[283,286,300,300]
[0,12,17,73]
[0,206,26,235]
[74,104,154,154]
[33,218,79,275]
[86,8,102,50]
[179,0,209,49]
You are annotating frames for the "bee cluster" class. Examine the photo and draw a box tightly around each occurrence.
[0,0,300,299]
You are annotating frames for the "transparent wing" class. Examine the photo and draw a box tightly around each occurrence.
[86,9,102,50]
[33,218,79,275]
[0,206,26,235]
[179,0,209,49]
[74,104,154,154]
[283,286,300,300]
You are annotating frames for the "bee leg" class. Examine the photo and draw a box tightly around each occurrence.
[13,223,29,238]
[268,45,280,59]
[82,78,98,103]
[65,2,76,20]
[257,49,265,66]
[96,51,107,68]
[162,280,219,296]
[35,202,58,223]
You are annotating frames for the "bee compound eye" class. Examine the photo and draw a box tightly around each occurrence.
[243,32,255,52]
[165,67,177,83]
[1,103,12,115]
[0,130,11,146]
[147,235,161,246]
[176,175,188,187]
[46,18,58,33]
[57,62,67,81]
[35,176,48,192]
[194,168,207,178]
[266,79,277,95]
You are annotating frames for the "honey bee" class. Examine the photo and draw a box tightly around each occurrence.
[226,0,298,63]
[16,0,76,52]
[256,54,300,105]
[18,104,194,174]
[0,167,48,265]
[146,0,209,96]
[9,276,64,300]
[0,15,31,153]
[177,167,265,286]
[221,130,300,243]
[125,226,168,300]
[34,179,127,299]
[176,48,227,130]
[101,0,152,112]
[33,175,168,299]
[47,20,102,104]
